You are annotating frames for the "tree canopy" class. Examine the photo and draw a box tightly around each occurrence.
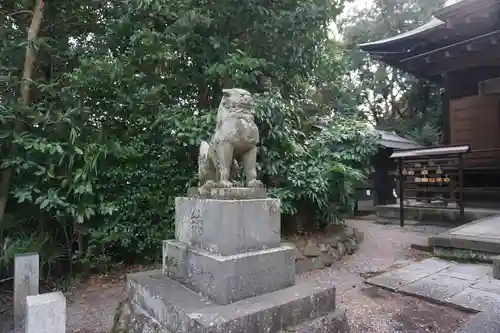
[0,0,444,279]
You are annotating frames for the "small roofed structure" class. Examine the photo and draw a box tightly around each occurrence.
[378,130,423,150]
[359,0,500,205]
[356,130,422,212]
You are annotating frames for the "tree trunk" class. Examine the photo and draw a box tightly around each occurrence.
[0,0,44,223]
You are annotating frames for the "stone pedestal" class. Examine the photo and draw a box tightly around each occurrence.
[114,188,350,333]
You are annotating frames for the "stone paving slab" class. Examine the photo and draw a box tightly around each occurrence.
[429,214,500,254]
[471,276,500,293]
[399,274,472,302]
[366,258,453,291]
[366,257,500,311]
[438,263,491,281]
[448,288,500,312]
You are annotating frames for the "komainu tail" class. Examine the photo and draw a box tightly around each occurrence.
[198,140,210,185]
[199,140,209,162]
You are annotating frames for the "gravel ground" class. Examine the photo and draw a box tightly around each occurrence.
[299,219,471,333]
[1,219,472,333]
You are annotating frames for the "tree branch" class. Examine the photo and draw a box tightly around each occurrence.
[0,0,44,223]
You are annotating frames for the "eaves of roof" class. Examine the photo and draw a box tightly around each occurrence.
[377,130,423,150]
[358,18,445,51]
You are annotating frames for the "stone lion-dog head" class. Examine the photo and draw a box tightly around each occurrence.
[216,88,255,128]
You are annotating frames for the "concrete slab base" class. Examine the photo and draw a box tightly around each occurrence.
[377,204,499,224]
[429,214,500,256]
[376,203,500,225]
[111,270,350,333]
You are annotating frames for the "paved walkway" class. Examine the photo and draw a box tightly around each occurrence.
[366,258,500,312]
[302,220,469,332]
[430,215,500,254]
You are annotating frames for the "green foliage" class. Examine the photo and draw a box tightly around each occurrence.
[255,93,378,225]
[0,0,378,281]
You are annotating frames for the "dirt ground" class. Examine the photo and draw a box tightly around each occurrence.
[1,218,472,333]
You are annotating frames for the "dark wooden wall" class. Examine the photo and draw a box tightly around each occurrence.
[443,66,500,202]
[443,66,500,145]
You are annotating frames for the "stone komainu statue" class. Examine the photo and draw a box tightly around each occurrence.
[198,88,263,190]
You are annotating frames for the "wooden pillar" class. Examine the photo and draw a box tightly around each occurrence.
[442,73,451,145]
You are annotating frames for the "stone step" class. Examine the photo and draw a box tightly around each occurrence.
[278,309,350,333]
[125,270,340,333]
[163,240,295,305]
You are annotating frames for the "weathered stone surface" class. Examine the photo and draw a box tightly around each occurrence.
[398,257,452,273]
[323,237,340,247]
[349,238,358,250]
[438,263,490,281]
[398,274,471,302]
[344,239,357,254]
[120,270,342,333]
[175,197,281,255]
[344,228,354,239]
[338,232,349,242]
[318,243,329,253]
[312,257,325,269]
[187,187,266,200]
[320,252,335,267]
[344,241,354,255]
[197,88,263,189]
[303,241,321,257]
[163,240,295,305]
[328,247,340,260]
[295,259,314,274]
[410,239,433,252]
[352,227,364,244]
[429,214,500,255]
[163,241,188,277]
[337,242,346,256]
[112,299,165,333]
[14,253,39,329]
[279,309,350,333]
[366,269,434,291]
[294,248,306,260]
[447,287,500,312]
[25,292,66,333]
[366,258,500,312]
[454,309,500,333]
[493,255,500,279]
[471,276,500,294]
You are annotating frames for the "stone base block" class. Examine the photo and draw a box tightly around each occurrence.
[187,187,266,200]
[493,255,500,279]
[175,197,281,255]
[163,240,295,305]
[111,270,350,333]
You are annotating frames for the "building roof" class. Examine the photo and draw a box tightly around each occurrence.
[377,130,423,150]
[313,124,422,150]
[358,0,500,79]
[390,144,470,158]
[358,18,444,51]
